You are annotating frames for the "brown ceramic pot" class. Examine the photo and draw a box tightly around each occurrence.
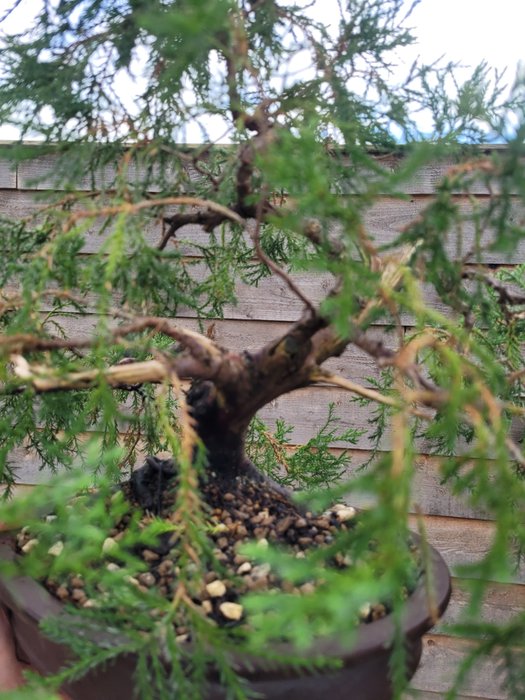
[0,534,450,700]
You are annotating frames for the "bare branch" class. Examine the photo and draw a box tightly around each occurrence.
[8,356,175,393]
[0,317,225,370]
[463,269,525,306]
[310,368,399,408]
[251,199,317,315]
[65,196,245,232]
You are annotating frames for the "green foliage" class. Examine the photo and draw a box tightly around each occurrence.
[246,404,363,490]
[0,0,524,698]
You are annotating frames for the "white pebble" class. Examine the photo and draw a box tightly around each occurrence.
[45,515,57,523]
[102,537,118,554]
[256,537,268,549]
[236,562,252,575]
[21,538,38,553]
[219,602,243,621]
[359,603,371,619]
[335,506,356,522]
[106,563,121,573]
[251,563,271,579]
[47,541,64,557]
[206,580,227,598]
[201,600,213,614]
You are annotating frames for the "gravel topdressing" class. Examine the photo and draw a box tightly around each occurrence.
[15,474,401,637]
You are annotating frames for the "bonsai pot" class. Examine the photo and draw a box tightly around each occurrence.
[0,533,451,700]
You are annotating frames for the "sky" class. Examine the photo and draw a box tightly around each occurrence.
[0,0,522,142]
[399,0,521,76]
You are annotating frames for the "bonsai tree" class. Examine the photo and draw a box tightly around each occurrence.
[0,0,524,698]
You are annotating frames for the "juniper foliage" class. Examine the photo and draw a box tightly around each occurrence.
[0,0,524,698]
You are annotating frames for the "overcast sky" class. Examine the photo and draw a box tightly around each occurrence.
[0,0,522,142]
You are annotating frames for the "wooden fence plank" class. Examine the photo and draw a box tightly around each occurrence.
[0,162,17,189]
[343,451,492,521]
[410,633,510,699]
[3,189,524,266]
[12,150,514,195]
[443,578,525,628]
[364,196,525,264]
[408,515,525,584]
[1,269,507,327]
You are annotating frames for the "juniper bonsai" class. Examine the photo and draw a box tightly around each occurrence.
[0,0,524,698]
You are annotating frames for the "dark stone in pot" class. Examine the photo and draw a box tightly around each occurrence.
[0,534,451,700]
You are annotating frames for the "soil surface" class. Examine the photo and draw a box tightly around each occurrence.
[15,475,396,636]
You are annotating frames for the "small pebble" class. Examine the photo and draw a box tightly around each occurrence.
[335,507,356,523]
[236,562,252,575]
[55,586,69,600]
[48,541,64,557]
[298,537,313,547]
[142,549,160,563]
[206,580,227,598]
[102,537,118,555]
[219,602,243,621]
[359,603,371,620]
[21,538,38,553]
[371,604,387,621]
[157,559,174,576]
[71,589,86,603]
[138,572,156,587]
[251,563,271,580]
[275,516,294,535]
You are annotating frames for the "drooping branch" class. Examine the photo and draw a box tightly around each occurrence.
[1,317,225,368]
[463,269,525,308]
[310,368,400,408]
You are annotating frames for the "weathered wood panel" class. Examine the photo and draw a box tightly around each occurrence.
[2,188,523,265]
[411,633,509,699]
[11,150,514,195]
[0,162,17,189]
[444,577,525,628]
[1,273,510,329]
[408,515,525,584]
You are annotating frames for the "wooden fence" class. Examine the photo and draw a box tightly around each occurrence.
[0,146,523,699]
